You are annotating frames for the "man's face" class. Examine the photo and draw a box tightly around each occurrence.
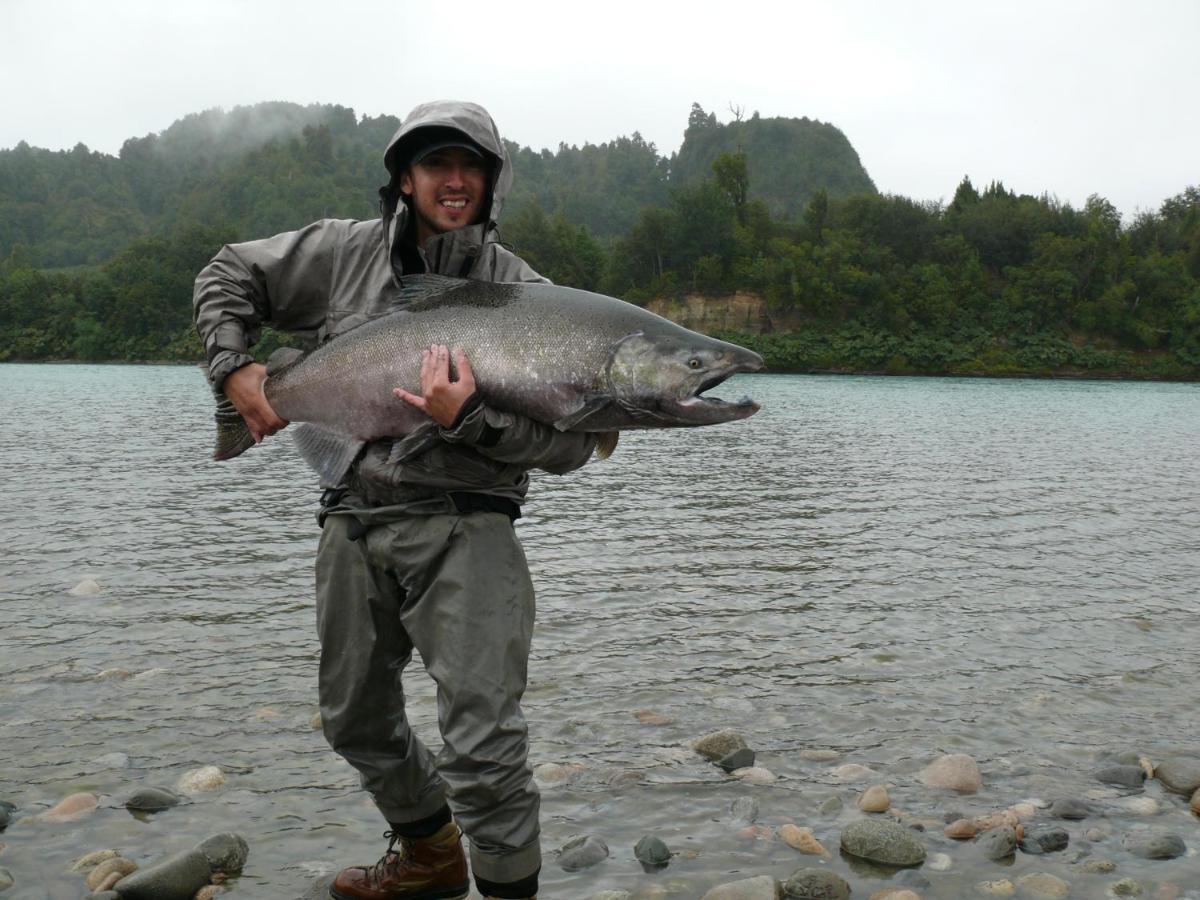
[400,147,491,245]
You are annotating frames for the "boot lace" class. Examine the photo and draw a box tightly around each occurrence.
[367,829,406,882]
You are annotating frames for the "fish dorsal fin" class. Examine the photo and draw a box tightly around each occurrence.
[552,395,614,431]
[392,274,472,310]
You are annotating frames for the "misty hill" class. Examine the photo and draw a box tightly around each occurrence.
[670,104,877,219]
[0,100,875,268]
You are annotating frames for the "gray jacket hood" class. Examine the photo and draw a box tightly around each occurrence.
[384,100,513,224]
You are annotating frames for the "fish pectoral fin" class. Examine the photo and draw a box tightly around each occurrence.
[384,423,442,464]
[594,432,619,460]
[552,396,614,431]
[292,425,365,488]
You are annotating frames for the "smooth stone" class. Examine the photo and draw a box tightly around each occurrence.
[85,857,137,890]
[976,825,1017,860]
[1082,857,1117,873]
[779,824,828,856]
[1086,828,1110,842]
[718,748,756,772]
[197,833,250,874]
[1154,758,1200,795]
[95,668,132,681]
[732,766,776,784]
[858,784,890,813]
[782,867,851,900]
[819,796,843,816]
[309,711,323,729]
[926,852,952,871]
[71,848,120,871]
[1020,825,1069,854]
[800,749,841,762]
[38,791,98,822]
[974,810,1020,831]
[0,867,11,893]
[176,765,226,794]
[693,730,750,762]
[729,796,759,824]
[1015,872,1070,898]
[976,880,1015,896]
[125,786,183,812]
[0,802,14,831]
[634,709,673,726]
[1095,765,1147,788]
[194,886,227,900]
[1121,831,1186,860]
[701,875,779,900]
[1110,877,1144,896]
[738,824,774,841]
[829,763,876,782]
[944,818,976,839]
[868,891,921,900]
[557,834,609,871]
[918,753,982,792]
[533,762,584,784]
[1009,802,1038,820]
[1115,796,1160,815]
[839,819,926,867]
[69,578,102,595]
[634,835,671,867]
[1191,788,1200,814]
[1050,798,1091,820]
[110,848,211,900]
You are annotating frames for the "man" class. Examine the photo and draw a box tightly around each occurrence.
[194,100,595,900]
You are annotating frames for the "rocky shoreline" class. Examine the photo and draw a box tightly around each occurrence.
[3,729,1198,899]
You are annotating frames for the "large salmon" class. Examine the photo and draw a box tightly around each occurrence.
[212,275,763,481]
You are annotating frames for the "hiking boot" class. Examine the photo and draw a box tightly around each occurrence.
[329,822,469,900]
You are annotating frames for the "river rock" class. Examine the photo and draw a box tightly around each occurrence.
[558,834,609,871]
[634,709,673,726]
[829,763,876,783]
[1095,765,1146,788]
[1050,798,1091,820]
[197,833,250,874]
[38,791,98,822]
[718,748,756,772]
[85,856,137,890]
[801,749,841,762]
[919,753,982,792]
[96,668,132,681]
[69,578,102,595]
[634,835,670,867]
[779,824,828,856]
[533,762,584,785]
[701,875,779,900]
[976,880,1015,896]
[177,766,226,794]
[945,818,976,839]
[1191,788,1200,814]
[868,891,921,900]
[858,784,890,812]
[976,825,1017,860]
[1109,877,1144,895]
[1114,796,1160,815]
[125,786,183,812]
[1081,857,1116,873]
[783,867,851,899]
[1015,872,1070,898]
[1121,831,1186,860]
[730,796,759,824]
[111,849,211,900]
[733,766,777,784]
[1020,825,1069,854]
[1153,758,1200,795]
[72,848,120,871]
[0,802,14,831]
[0,867,11,893]
[839,819,926,866]
[194,886,227,899]
[693,729,750,762]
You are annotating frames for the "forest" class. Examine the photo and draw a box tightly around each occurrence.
[1,101,1197,379]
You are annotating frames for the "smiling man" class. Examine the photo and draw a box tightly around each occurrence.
[194,100,593,900]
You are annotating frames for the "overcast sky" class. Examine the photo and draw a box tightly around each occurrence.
[3,0,1196,219]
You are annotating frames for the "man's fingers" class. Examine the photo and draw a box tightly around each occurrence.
[393,387,427,410]
[453,350,475,389]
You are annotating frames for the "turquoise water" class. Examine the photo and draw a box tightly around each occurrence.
[1,365,1198,897]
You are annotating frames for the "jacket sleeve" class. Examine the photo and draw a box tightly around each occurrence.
[193,220,346,388]
[439,400,599,475]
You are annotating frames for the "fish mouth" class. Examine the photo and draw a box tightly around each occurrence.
[668,353,763,425]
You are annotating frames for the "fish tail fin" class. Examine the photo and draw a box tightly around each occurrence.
[594,432,619,460]
[213,391,256,461]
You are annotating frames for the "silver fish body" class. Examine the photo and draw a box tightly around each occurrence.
[213,275,763,473]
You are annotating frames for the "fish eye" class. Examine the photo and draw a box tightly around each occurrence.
[688,356,703,369]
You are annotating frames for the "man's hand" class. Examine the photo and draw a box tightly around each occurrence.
[223,363,289,443]
[394,344,476,428]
